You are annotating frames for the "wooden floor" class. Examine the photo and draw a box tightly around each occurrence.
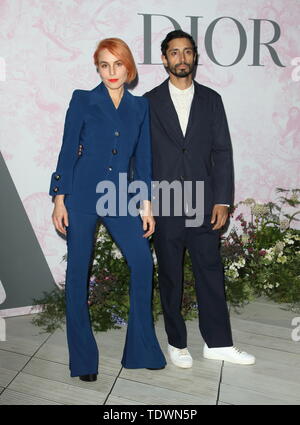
[0,297,299,405]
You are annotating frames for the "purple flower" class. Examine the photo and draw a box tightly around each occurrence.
[111,313,127,326]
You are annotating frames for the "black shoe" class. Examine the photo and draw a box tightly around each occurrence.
[146,366,166,370]
[79,373,97,381]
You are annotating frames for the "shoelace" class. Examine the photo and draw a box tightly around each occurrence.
[178,348,190,356]
[232,346,243,354]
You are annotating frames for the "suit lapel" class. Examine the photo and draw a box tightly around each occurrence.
[154,78,185,149]
[153,79,208,149]
[88,82,128,128]
[184,81,208,145]
[184,87,197,144]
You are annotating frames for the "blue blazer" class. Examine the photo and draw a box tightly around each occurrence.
[49,82,152,215]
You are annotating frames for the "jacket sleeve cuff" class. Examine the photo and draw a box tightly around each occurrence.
[49,171,72,196]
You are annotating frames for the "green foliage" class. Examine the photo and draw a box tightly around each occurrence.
[221,188,300,313]
[31,288,66,334]
[31,188,300,333]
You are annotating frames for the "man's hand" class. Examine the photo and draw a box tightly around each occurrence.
[210,204,229,230]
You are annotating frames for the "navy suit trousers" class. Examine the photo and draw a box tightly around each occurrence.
[65,209,166,377]
[153,214,233,349]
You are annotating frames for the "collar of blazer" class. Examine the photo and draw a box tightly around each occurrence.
[150,77,208,149]
[88,81,133,124]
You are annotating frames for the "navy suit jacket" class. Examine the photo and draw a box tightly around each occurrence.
[143,78,234,216]
[49,82,152,215]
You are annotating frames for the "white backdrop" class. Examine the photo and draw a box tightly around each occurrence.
[1,0,299,292]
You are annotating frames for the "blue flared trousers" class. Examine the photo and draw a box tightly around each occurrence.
[65,209,166,377]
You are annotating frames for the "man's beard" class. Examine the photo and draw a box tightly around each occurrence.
[167,61,195,78]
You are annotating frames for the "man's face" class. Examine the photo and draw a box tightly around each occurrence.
[162,37,196,78]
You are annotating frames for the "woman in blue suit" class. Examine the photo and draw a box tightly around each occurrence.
[50,38,166,381]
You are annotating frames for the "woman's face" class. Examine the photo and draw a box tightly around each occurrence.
[97,48,128,90]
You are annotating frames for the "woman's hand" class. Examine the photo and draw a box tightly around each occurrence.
[52,195,69,235]
[140,200,155,238]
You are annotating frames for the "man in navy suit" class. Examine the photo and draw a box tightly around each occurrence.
[144,30,255,367]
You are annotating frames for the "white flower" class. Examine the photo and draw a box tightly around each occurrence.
[230,257,246,270]
[279,219,289,231]
[277,254,287,264]
[274,241,285,254]
[263,248,274,261]
[290,194,299,203]
[241,234,249,243]
[225,268,239,279]
[112,248,122,259]
[242,198,256,205]
[152,251,157,265]
[232,270,239,278]
[228,269,239,279]
[97,235,106,243]
[251,203,269,217]
[285,239,294,245]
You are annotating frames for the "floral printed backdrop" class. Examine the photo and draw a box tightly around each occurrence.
[1,0,299,287]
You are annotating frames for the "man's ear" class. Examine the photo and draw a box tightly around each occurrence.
[161,53,167,67]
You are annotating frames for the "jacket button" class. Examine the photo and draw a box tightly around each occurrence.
[112,149,117,154]
[53,186,59,192]
[114,131,120,136]
[108,166,112,171]
[182,148,186,153]
[55,174,60,180]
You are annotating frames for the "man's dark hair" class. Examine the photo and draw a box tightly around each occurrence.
[161,30,198,57]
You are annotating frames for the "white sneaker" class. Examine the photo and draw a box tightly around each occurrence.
[203,343,255,365]
[168,343,193,368]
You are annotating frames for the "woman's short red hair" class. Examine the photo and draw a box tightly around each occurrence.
[93,38,137,84]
